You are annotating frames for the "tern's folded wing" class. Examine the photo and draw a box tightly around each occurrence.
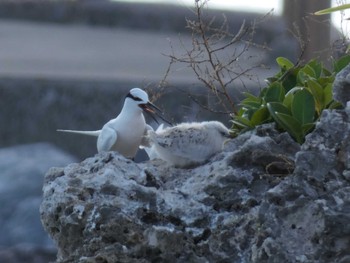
[97,127,117,152]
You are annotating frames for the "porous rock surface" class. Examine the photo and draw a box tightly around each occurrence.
[333,62,350,107]
[40,108,350,263]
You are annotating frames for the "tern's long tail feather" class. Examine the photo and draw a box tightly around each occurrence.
[57,129,101,136]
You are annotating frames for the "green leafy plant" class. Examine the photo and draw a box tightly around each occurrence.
[231,55,350,143]
[314,3,350,15]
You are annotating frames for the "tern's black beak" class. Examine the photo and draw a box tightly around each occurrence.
[140,102,172,126]
[140,101,161,114]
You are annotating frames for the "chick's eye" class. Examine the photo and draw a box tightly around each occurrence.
[220,131,229,137]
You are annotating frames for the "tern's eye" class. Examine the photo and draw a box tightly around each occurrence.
[126,93,143,102]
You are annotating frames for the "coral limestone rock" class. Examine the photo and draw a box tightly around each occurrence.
[333,62,350,107]
[41,109,350,263]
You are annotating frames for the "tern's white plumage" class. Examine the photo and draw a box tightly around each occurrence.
[144,121,231,167]
[58,88,157,158]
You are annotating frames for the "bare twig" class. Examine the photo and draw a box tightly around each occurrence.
[161,0,269,116]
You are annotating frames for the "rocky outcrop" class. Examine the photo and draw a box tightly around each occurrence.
[40,106,350,263]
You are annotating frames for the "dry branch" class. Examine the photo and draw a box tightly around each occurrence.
[161,0,269,115]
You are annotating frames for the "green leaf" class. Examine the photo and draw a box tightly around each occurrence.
[240,93,262,109]
[285,87,305,95]
[307,79,324,114]
[264,82,285,103]
[241,107,257,120]
[231,116,253,129]
[327,101,343,109]
[242,92,260,101]
[323,83,334,108]
[315,4,350,15]
[283,92,293,111]
[302,64,316,78]
[291,89,315,125]
[266,105,303,143]
[307,60,323,78]
[297,65,316,84]
[280,68,299,92]
[318,75,334,86]
[240,100,262,110]
[250,106,270,126]
[236,107,246,116]
[267,102,291,116]
[283,87,304,110]
[266,77,278,85]
[267,102,292,132]
[333,55,350,73]
[275,112,303,143]
[297,70,308,84]
[276,57,294,70]
[322,68,333,77]
[302,123,315,134]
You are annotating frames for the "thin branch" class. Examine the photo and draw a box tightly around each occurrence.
[160,0,269,116]
[176,87,232,114]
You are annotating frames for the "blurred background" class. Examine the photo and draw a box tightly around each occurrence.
[0,0,346,262]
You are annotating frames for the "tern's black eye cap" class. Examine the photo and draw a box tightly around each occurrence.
[126,92,143,102]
